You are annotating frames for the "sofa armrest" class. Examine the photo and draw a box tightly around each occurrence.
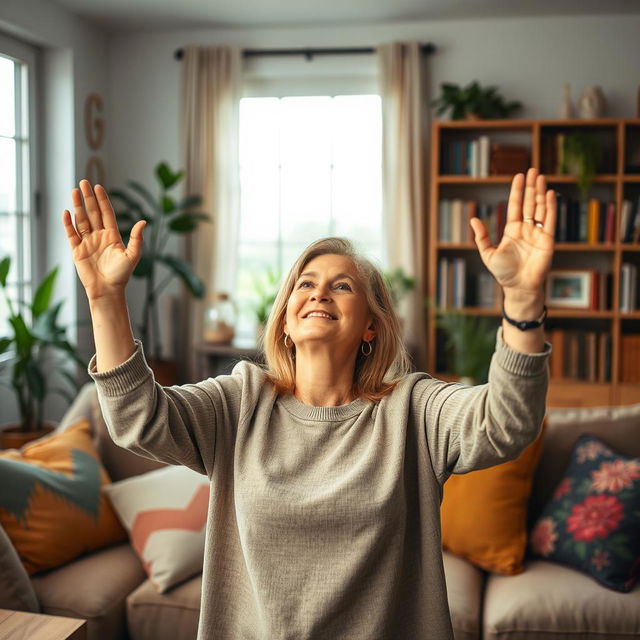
[0,524,39,612]
[57,383,98,433]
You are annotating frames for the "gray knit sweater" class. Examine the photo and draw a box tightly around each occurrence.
[89,327,550,640]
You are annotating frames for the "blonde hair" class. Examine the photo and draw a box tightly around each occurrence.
[262,237,411,401]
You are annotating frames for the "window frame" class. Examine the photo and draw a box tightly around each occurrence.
[0,32,39,349]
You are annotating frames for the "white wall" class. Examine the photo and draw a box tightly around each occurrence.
[106,13,640,358]
[0,0,109,424]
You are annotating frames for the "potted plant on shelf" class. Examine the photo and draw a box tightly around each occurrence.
[109,162,210,384]
[0,257,84,449]
[559,132,602,202]
[436,308,497,385]
[431,81,523,120]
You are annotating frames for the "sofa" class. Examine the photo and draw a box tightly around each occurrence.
[1,382,639,640]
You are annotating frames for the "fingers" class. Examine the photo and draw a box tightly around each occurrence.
[62,210,81,249]
[79,180,104,231]
[470,216,494,266]
[505,172,525,223]
[521,168,538,222]
[94,184,119,231]
[125,220,146,262]
[71,187,92,237]
[543,188,557,237]
[533,173,547,225]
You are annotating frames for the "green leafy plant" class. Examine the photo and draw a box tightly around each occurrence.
[560,132,602,202]
[251,268,280,325]
[110,162,210,361]
[0,257,84,432]
[432,81,523,120]
[383,268,416,308]
[436,309,497,384]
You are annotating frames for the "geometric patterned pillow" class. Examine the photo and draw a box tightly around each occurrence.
[0,420,127,574]
[529,432,640,592]
[103,465,210,593]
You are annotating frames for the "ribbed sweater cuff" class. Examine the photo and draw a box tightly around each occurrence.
[494,327,551,378]
[87,339,153,397]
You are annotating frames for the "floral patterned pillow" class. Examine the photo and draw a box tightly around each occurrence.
[529,433,640,592]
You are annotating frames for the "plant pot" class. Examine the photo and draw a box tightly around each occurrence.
[0,422,57,450]
[149,359,179,386]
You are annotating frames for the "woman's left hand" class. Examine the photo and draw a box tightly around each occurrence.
[469,167,556,298]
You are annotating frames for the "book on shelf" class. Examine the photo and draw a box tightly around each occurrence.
[620,334,640,383]
[489,143,530,175]
[438,199,506,245]
[620,196,640,243]
[554,195,615,243]
[620,263,639,312]
[546,328,611,382]
[445,136,491,176]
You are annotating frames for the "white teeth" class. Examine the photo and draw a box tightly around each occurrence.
[305,312,334,319]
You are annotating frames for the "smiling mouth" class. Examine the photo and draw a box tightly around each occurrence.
[303,311,337,320]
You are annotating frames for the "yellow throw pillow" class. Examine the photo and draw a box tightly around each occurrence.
[0,420,127,574]
[441,429,544,575]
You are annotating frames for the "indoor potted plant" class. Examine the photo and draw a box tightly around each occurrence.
[250,268,280,344]
[0,257,84,448]
[383,267,416,309]
[436,309,497,385]
[109,162,210,383]
[432,81,523,120]
[559,131,602,201]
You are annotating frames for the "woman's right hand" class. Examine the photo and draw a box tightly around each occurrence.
[62,179,146,302]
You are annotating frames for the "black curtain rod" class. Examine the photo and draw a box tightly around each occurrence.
[174,44,435,61]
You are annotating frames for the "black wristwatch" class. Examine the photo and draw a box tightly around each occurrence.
[502,304,547,331]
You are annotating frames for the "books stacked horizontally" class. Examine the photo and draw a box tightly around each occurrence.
[620,334,640,383]
[554,197,616,243]
[546,328,611,382]
[489,143,530,176]
[620,263,638,312]
[438,199,507,246]
[437,257,497,309]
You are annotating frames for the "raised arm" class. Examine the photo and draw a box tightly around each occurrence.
[62,179,146,371]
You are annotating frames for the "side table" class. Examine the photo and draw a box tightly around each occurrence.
[0,609,86,640]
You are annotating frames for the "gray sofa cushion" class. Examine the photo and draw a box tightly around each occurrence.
[127,574,201,640]
[444,550,484,640]
[483,559,640,640]
[32,543,146,640]
[59,383,166,482]
[0,524,39,612]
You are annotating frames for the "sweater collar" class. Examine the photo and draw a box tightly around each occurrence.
[278,393,369,422]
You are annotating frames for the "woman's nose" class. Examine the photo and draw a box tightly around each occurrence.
[310,287,331,302]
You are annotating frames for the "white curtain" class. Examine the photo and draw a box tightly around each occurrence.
[180,46,242,380]
[377,42,430,371]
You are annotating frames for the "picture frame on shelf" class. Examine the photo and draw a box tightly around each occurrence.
[546,269,593,309]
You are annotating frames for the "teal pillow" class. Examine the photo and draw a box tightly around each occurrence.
[529,433,640,592]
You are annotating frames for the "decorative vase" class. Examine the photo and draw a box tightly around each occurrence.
[577,86,606,119]
[203,293,236,345]
[560,84,574,119]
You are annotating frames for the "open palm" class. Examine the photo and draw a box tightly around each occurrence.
[62,180,146,301]
[469,168,556,295]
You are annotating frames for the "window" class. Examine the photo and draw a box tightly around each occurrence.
[0,35,36,337]
[236,94,384,337]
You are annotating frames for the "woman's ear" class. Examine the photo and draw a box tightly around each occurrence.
[362,319,376,343]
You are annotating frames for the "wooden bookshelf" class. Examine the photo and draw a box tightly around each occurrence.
[428,117,640,408]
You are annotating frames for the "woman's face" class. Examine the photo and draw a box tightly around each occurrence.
[284,253,375,353]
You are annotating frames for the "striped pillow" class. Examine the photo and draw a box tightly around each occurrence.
[103,465,210,593]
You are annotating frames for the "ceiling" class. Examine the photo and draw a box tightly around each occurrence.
[51,0,640,32]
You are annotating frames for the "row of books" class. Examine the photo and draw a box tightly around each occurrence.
[443,139,530,176]
[438,200,507,244]
[438,196,640,244]
[546,329,611,382]
[620,334,640,383]
[620,263,638,312]
[436,257,498,309]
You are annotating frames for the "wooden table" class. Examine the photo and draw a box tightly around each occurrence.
[0,609,86,640]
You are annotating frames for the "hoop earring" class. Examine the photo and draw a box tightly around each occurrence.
[284,333,292,349]
[361,341,373,356]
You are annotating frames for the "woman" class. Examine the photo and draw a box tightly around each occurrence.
[63,167,554,640]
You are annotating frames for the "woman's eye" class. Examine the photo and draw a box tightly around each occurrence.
[335,282,352,291]
[298,281,313,288]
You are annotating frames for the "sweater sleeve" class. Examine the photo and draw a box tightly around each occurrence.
[88,340,255,477]
[418,327,551,483]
